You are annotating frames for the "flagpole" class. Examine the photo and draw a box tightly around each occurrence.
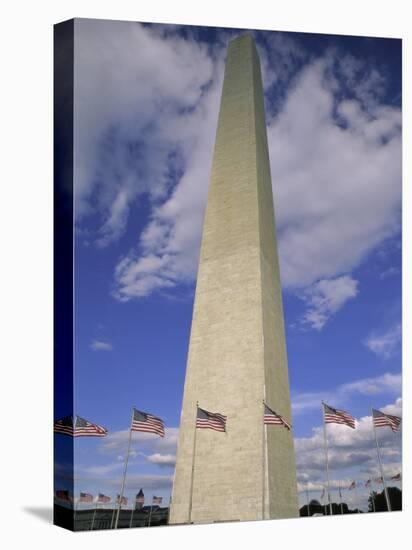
[369,479,376,513]
[129,501,135,529]
[188,401,199,524]
[110,507,115,529]
[353,484,360,514]
[115,408,135,529]
[262,398,266,521]
[91,498,98,530]
[321,402,333,515]
[339,482,343,514]
[148,503,153,527]
[306,486,310,517]
[372,408,391,512]
[73,497,78,529]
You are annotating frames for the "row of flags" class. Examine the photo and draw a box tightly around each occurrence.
[323,403,402,432]
[55,490,163,506]
[54,408,165,438]
[54,402,291,439]
[54,404,401,439]
[317,472,402,496]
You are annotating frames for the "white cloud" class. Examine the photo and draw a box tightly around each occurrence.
[365,324,402,359]
[270,58,401,289]
[90,339,113,352]
[292,372,401,415]
[299,275,358,330]
[379,266,400,280]
[294,397,402,503]
[145,453,176,468]
[74,19,217,248]
[75,23,401,303]
[98,427,179,458]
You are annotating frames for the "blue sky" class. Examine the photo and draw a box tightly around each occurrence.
[56,19,402,512]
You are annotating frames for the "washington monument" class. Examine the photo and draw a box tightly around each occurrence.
[169,33,299,524]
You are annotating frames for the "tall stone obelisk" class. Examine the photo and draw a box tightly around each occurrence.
[170,33,298,524]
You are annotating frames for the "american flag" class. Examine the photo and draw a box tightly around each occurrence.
[116,494,128,505]
[263,403,291,430]
[79,492,93,503]
[391,473,401,481]
[374,476,383,484]
[54,415,107,437]
[323,403,355,429]
[365,479,371,488]
[196,407,227,432]
[97,493,111,503]
[55,489,71,502]
[131,408,165,437]
[372,409,401,432]
[348,481,356,490]
[135,489,144,504]
[152,496,162,505]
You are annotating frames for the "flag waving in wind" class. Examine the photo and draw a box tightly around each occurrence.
[372,409,401,432]
[54,415,108,437]
[196,406,227,432]
[323,403,356,429]
[391,473,401,481]
[348,481,356,490]
[79,492,93,503]
[131,408,165,437]
[263,403,291,430]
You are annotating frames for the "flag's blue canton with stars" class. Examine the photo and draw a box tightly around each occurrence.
[131,408,165,437]
[323,403,356,429]
[264,403,291,430]
[372,408,401,432]
[54,415,107,437]
[196,407,227,432]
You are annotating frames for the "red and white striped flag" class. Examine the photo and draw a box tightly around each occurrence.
[79,492,93,503]
[97,493,111,503]
[323,403,355,429]
[196,406,227,432]
[131,408,165,437]
[54,415,107,437]
[372,409,401,432]
[116,494,128,505]
[55,490,72,502]
[391,473,401,481]
[264,404,291,430]
[152,496,163,505]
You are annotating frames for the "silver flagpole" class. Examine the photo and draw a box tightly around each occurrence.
[115,408,135,528]
[90,498,98,530]
[353,484,360,513]
[262,398,266,521]
[370,479,376,513]
[306,486,310,517]
[188,401,199,524]
[372,408,391,511]
[321,402,333,515]
[110,507,115,529]
[129,500,135,528]
[148,502,153,527]
[339,483,343,514]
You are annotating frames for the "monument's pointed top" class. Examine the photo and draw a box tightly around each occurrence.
[229,32,255,45]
